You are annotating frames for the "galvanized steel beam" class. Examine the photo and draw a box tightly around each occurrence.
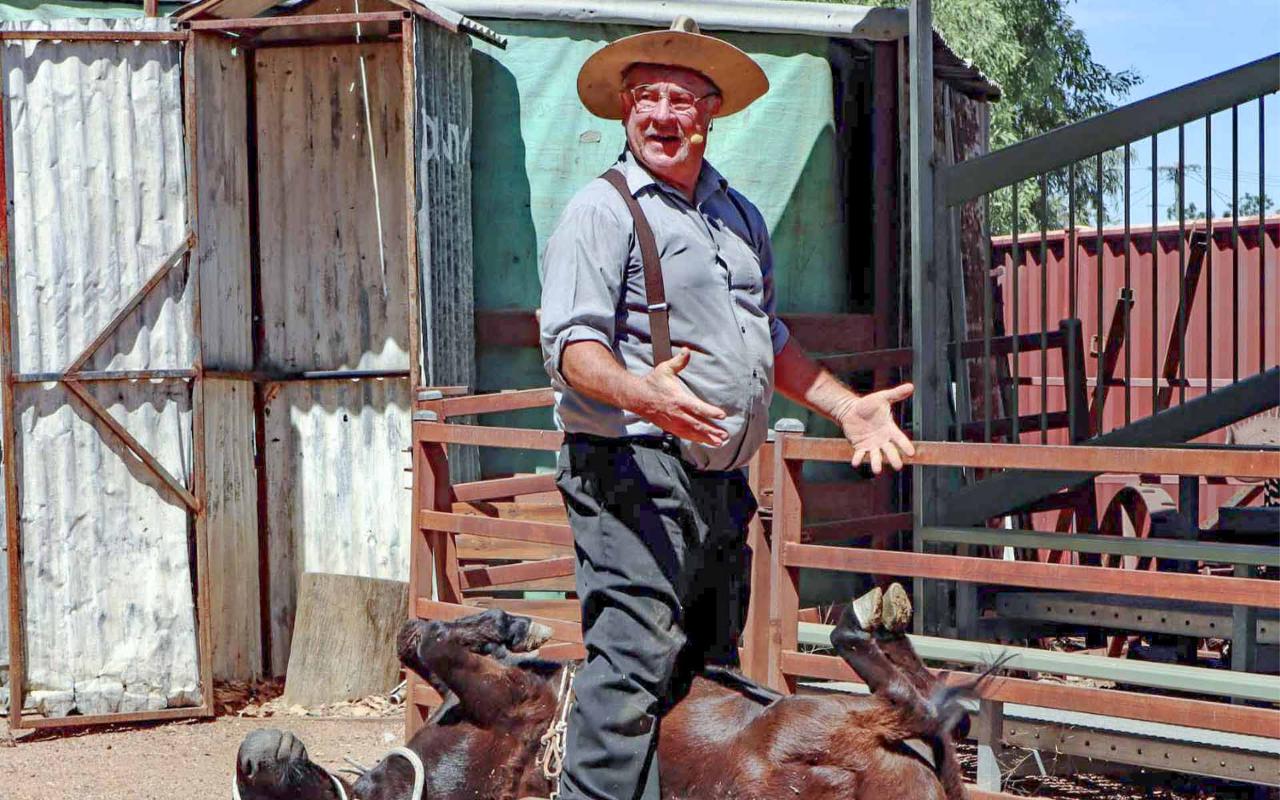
[921,525,1280,567]
[942,53,1280,206]
[938,367,1280,524]
[994,591,1278,645]
[1002,720,1280,786]
[796,622,1280,703]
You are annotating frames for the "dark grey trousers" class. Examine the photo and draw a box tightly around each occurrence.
[554,434,758,800]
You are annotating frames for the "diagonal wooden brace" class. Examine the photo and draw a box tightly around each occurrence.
[65,233,194,377]
[62,378,200,512]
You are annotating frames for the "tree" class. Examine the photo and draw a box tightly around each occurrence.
[1228,192,1278,217]
[792,0,1142,233]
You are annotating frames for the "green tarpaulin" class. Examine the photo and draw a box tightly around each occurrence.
[469,19,854,473]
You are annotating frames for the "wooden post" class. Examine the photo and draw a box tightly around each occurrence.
[144,0,160,17]
[975,698,1005,791]
[407,393,457,737]
[767,419,805,693]
[740,443,774,682]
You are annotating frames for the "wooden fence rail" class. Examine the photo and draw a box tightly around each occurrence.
[409,387,1280,787]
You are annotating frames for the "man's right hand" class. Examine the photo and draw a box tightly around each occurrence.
[635,348,728,446]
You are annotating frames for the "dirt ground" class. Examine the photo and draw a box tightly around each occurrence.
[0,699,1271,799]
[1,714,398,800]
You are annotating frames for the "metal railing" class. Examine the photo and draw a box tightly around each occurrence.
[930,52,1278,450]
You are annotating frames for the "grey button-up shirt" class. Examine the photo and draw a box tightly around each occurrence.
[539,150,790,471]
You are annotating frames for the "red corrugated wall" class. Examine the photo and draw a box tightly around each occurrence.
[987,216,1277,528]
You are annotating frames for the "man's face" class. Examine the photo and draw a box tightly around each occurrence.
[620,64,722,180]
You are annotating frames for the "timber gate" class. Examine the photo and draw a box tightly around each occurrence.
[408,4,1279,790]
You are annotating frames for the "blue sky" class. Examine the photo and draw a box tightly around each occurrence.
[1067,0,1279,221]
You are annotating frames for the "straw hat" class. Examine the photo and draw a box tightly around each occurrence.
[577,16,769,120]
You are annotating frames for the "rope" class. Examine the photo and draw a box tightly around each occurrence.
[535,663,578,800]
[385,746,427,800]
[353,0,389,299]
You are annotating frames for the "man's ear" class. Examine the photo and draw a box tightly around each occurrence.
[703,94,723,121]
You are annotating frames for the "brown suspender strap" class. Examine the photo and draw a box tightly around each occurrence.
[599,169,674,365]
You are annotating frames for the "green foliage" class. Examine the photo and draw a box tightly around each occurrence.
[790,0,1142,233]
[1229,192,1279,217]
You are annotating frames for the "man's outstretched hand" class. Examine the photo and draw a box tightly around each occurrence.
[834,383,916,474]
[635,348,729,446]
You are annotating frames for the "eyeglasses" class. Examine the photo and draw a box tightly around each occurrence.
[626,84,719,115]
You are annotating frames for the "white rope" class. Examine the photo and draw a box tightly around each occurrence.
[535,663,577,800]
[353,0,389,299]
[385,746,427,800]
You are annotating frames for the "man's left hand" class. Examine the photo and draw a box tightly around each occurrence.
[835,383,916,474]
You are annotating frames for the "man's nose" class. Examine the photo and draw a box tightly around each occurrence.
[649,96,678,123]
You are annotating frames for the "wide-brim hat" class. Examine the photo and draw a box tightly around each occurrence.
[577,16,769,120]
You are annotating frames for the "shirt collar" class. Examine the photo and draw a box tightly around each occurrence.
[618,148,729,206]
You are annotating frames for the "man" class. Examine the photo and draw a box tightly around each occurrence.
[538,17,916,800]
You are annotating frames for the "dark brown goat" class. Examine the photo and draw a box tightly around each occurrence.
[234,584,976,800]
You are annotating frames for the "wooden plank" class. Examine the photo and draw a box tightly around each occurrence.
[413,420,563,451]
[802,512,912,544]
[1155,235,1208,412]
[193,33,260,681]
[782,437,1280,479]
[470,597,581,622]
[0,30,189,41]
[459,556,576,590]
[740,445,772,681]
[438,388,554,417]
[0,74,26,729]
[456,535,571,561]
[472,309,877,354]
[1090,290,1134,434]
[186,10,407,29]
[767,427,804,693]
[795,478,883,521]
[420,510,573,547]
[452,473,557,503]
[282,574,409,706]
[14,705,213,731]
[781,543,1280,609]
[452,501,567,524]
[463,575,576,593]
[780,650,1280,740]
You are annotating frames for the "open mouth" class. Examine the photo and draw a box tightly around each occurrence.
[646,133,682,145]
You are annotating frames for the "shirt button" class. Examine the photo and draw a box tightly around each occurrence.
[740,326,746,333]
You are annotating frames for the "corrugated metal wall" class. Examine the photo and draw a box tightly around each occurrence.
[991,217,1278,528]
[414,18,477,480]
[1,18,201,716]
[254,41,414,674]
